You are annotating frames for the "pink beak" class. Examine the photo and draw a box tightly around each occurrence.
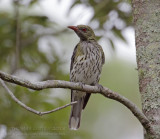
[68,26,78,31]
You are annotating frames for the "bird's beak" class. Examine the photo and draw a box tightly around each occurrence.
[68,26,78,31]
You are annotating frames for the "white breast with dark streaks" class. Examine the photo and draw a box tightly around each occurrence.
[70,41,102,85]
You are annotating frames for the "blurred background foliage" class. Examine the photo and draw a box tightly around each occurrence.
[0,0,143,139]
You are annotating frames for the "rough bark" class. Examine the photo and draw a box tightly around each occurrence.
[132,0,160,138]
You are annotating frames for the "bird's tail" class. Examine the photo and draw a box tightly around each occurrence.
[69,98,84,130]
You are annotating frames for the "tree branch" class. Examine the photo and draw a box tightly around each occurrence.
[0,79,77,116]
[0,71,152,132]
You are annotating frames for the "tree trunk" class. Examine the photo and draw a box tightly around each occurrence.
[132,0,160,138]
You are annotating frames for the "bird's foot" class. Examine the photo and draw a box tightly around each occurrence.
[78,82,85,89]
[95,83,104,92]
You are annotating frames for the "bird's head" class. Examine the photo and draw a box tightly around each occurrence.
[68,25,96,41]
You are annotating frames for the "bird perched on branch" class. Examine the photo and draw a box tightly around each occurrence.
[68,25,105,130]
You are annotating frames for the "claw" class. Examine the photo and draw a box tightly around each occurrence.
[79,82,85,89]
[95,83,103,92]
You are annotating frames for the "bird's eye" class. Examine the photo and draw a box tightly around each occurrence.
[82,28,87,32]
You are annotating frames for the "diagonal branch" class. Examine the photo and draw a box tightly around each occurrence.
[0,71,152,132]
[0,79,77,116]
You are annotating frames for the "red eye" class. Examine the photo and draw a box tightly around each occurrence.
[82,28,86,32]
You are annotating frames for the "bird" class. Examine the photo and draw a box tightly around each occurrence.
[68,25,105,130]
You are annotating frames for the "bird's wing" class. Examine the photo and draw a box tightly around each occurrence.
[70,43,84,71]
[98,44,105,65]
[83,93,91,109]
[95,43,105,65]
[102,49,105,65]
[70,45,78,72]
[70,43,84,102]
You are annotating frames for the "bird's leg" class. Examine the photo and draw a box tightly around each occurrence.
[95,83,104,92]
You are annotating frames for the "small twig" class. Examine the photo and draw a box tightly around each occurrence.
[0,71,152,132]
[0,79,77,116]
[15,2,20,64]
[12,0,21,73]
